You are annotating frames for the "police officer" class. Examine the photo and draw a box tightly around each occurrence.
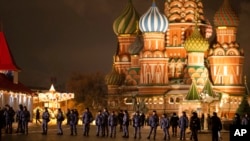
[16,104,24,133]
[118,110,124,132]
[147,110,159,140]
[21,106,30,135]
[132,111,141,139]
[42,107,50,135]
[170,112,179,137]
[56,108,64,135]
[102,108,109,137]
[211,112,222,141]
[108,111,117,138]
[179,111,188,141]
[190,112,200,141]
[161,113,170,141]
[3,105,12,134]
[95,110,103,136]
[69,109,77,135]
[82,107,93,136]
[122,110,129,138]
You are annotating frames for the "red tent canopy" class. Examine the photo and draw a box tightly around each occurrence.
[0,32,20,71]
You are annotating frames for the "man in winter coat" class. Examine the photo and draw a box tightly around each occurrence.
[108,111,117,138]
[170,112,179,137]
[211,112,222,141]
[82,107,93,136]
[56,108,64,135]
[122,110,129,138]
[179,111,188,140]
[21,106,30,135]
[147,110,159,140]
[16,104,24,133]
[190,112,200,141]
[132,111,141,139]
[42,107,50,135]
[69,109,77,136]
[95,110,103,136]
[118,110,124,132]
[102,108,109,136]
[3,105,14,134]
[160,113,170,141]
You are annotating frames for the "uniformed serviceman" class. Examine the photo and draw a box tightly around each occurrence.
[147,110,159,140]
[42,107,50,135]
[56,108,64,135]
[21,106,30,135]
[108,111,117,138]
[122,110,129,138]
[95,110,103,136]
[160,113,170,141]
[101,108,109,137]
[132,111,141,139]
[69,109,77,136]
[82,107,93,136]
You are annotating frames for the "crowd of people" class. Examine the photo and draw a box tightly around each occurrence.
[1,104,250,141]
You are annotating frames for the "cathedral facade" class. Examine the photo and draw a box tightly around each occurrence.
[105,0,245,118]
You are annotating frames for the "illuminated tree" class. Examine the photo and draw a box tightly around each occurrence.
[236,94,250,117]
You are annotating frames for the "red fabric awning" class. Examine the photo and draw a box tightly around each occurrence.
[0,32,20,71]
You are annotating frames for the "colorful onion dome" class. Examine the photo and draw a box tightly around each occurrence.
[128,35,143,55]
[214,0,239,27]
[105,66,125,85]
[113,0,140,35]
[184,26,209,52]
[139,1,168,33]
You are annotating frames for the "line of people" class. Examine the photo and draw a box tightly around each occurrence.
[0,104,31,136]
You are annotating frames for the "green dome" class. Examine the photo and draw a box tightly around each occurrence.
[184,26,209,52]
[113,0,140,35]
[105,66,125,85]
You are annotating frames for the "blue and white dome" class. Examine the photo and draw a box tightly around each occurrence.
[139,1,168,33]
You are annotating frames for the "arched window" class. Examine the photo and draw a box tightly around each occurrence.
[169,97,174,104]
[176,97,180,103]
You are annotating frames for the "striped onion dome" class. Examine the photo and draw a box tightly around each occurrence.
[105,66,125,85]
[113,0,140,35]
[214,0,239,27]
[184,26,209,52]
[128,35,143,55]
[139,1,168,33]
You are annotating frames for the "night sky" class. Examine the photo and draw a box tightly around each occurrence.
[0,0,249,89]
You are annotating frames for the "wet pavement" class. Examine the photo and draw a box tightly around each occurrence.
[1,123,229,141]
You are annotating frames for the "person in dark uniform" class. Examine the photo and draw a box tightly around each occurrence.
[56,108,64,135]
[179,111,188,141]
[42,107,50,135]
[21,106,30,135]
[170,112,179,137]
[108,111,117,138]
[210,112,222,141]
[207,114,211,130]
[118,110,124,132]
[16,104,24,133]
[3,105,12,134]
[82,107,93,136]
[147,110,159,140]
[95,110,103,136]
[160,113,170,141]
[190,112,200,141]
[132,111,141,139]
[102,108,109,137]
[122,110,129,138]
[232,113,241,126]
[140,112,145,128]
[66,109,70,125]
[36,109,41,124]
[69,109,77,136]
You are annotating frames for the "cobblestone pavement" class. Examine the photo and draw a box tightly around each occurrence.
[1,124,229,141]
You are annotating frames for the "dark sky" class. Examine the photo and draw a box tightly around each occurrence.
[0,0,249,89]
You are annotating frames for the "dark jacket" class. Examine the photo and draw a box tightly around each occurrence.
[108,114,117,126]
[190,116,200,130]
[161,117,170,129]
[149,114,159,128]
[82,111,93,124]
[211,115,222,131]
[132,115,141,127]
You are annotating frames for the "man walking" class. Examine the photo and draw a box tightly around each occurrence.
[147,110,159,140]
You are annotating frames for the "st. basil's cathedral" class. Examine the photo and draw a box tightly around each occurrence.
[105,0,248,118]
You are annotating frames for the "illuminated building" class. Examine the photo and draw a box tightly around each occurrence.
[106,0,247,118]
